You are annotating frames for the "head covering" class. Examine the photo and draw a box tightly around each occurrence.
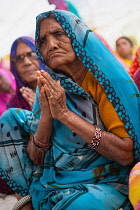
[35,10,140,162]
[7,36,46,110]
[94,32,130,73]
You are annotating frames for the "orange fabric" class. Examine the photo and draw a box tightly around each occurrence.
[81,71,130,138]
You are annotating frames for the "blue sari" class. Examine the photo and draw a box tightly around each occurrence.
[0,10,140,210]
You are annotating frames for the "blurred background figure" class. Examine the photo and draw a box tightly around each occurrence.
[0,63,16,196]
[7,36,46,111]
[0,65,16,116]
[48,0,81,18]
[130,47,140,90]
[129,162,140,210]
[133,69,140,91]
[130,46,140,76]
[116,36,134,69]
[0,54,10,72]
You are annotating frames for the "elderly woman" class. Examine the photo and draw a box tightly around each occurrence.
[7,36,45,110]
[0,10,140,210]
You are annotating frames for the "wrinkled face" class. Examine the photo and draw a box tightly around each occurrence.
[116,38,133,58]
[38,17,77,71]
[0,74,10,93]
[14,41,40,84]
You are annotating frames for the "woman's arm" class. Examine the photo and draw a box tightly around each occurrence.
[27,76,53,165]
[58,110,134,166]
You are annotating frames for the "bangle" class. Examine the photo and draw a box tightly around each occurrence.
[34,134,49,147]
[89,125,102,149]
[31,136,50,152]
[12,195,31,210]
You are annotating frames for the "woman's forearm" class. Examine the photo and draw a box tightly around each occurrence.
[27,115,53,165]
[58,110,134,166]
[35,114,53,146]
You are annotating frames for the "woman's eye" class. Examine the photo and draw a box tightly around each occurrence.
[39,39,46,47]
[56,32,64,36]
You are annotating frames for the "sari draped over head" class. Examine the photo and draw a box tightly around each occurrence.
[0,10,140,210]
[6,36,46,111]
[94,32,130,73]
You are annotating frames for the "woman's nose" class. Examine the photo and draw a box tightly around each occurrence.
[47,37,58,51]
[23,56,32,65]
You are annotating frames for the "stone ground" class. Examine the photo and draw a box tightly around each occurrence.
[0,194,17,210]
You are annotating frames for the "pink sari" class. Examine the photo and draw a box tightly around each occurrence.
[0,68,16,116]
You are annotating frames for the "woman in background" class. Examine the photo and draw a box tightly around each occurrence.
[116,36,134,69]
[7,36,45,110]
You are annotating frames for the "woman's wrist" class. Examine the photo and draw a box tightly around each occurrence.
[31,135,51,151]
[40,113,53,122]
[57,109,71,122]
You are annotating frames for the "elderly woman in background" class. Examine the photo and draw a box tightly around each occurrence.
[7,36,45,110]
[0,10,140,210]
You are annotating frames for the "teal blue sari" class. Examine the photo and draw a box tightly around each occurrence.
[0,10,140,210]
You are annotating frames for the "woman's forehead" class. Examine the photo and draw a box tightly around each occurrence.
[39,17,62,36]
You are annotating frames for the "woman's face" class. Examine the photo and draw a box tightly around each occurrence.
[38,17,77,71]
[14,41,40,84]
[116,38,133,58]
